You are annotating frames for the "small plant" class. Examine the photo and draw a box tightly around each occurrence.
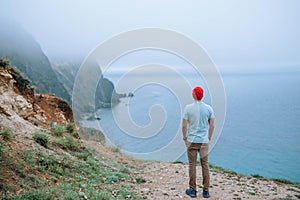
[106,175,119,183]
[209,164,238,175]
[53,136,81,151]
[135,177,146,183]
[65,122,75,133]
[272,178,294,184]
[120,167,130,174]
[0,59,9,69]
[0,141,6,157]
[0,128,13,141]
[74,151,91,161]
[33,120,39,126]
[7,188,53,199]
[50,124,66,137]
[251,174,264,178]
[33,131,48,148]
[19,174,47,190]
[49,122,54,128]
[111,146,120,153]
[24,150,35,164]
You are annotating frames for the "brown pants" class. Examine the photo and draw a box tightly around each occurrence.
[187,143,210,191]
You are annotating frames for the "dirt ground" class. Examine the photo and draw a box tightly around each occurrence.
[134,161,300,200]
[85,141,300,200]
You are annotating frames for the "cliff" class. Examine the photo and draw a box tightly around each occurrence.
[52,61,121,109]
[0,18,70,102]
[0,60,73,130]
[0,59,144,199]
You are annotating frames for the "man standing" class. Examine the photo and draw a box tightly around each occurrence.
[182,86,215,198]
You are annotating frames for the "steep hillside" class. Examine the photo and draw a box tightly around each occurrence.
[0,59,72,130]
[52,61,120,109]
[0,59,144,199]
[0,18,70,102]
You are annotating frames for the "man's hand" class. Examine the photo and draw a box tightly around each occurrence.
[185,140,191,148]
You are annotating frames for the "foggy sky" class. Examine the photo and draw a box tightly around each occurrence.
[1,0,300,68]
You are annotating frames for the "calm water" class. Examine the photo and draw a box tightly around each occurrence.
[81,71,300,183]
[209,72,300,183]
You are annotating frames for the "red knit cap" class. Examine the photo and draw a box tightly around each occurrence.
[192,86,204,101]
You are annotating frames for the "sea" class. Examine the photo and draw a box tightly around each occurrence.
[80,67,300,183]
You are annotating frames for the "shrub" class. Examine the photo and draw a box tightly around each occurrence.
[24,150,35,164]
[135,177,146,183]
[120,167,130,174]
[50,124,66,137]
[37,153,65,175]
[33,120,39,126]
[0,59,9,69]
[0,128,13,141]
[111,146,120,153]
[33,131,48,148]
[74,152,91,161]
[251,174,264,178]
[106,175,119,183]
[65,122,75,133]
[272,178,293,184]
[53,136,81,151]
[0,141,5,158]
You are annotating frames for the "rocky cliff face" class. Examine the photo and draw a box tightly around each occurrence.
[52,60,120,109]
[0,60,73,132]
[0,60,143,200]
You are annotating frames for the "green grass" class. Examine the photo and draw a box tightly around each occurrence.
[33,120,39,127]
[1,128,13,141]
[272,178,294,184]
[74,149,91,161]
[251,174,264,178]
[209,164,237,175]
[0,140,5,156]
[18,149,35,164]
[49,123,81,139]
[2,189,53,200]
[53,136,81,151]
[173,160,184,164]
[18,174,47,190]
[1,130,142,199]
[33,131,48,148]
[65,122,75,133]
[135,177,146,183]
[50,124,66,137]
[0,59,10,69]
[111,146,121,153]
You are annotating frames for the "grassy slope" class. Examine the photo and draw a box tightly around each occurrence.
[0,123,144,200]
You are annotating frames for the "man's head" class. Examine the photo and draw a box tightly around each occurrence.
[192,86,204,101]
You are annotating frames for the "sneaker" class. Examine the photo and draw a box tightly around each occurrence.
[202,190,210,198]
[185,189,197,198]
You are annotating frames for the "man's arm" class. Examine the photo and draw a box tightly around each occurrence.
[208,118,215,141]
[182,119,188,141]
